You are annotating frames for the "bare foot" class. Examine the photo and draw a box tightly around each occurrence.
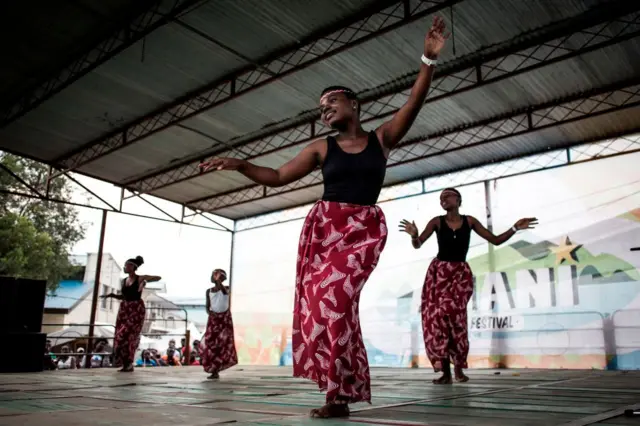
[119,365,134,372]
[432,374,452,385]
[455,373,469,382]
[208,372,219,380]
[309,402,350,418]
[454,367,469,382]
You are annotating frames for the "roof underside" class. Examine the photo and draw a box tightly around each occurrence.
[1,0,639,220]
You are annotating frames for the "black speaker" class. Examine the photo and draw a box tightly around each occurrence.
[0,277,46,333]
[0,332,46,372]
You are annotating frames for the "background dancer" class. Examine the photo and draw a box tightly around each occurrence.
[399,188,537,384]
[201,268,238,379]
[101,256,161,372]
[200,16,448,418]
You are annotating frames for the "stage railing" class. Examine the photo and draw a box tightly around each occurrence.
[43,322,115,368]
[348,311,608,368]
[43,316,193,368]
[611,308,640,370]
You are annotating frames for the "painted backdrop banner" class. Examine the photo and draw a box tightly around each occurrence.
[230,152,640,370]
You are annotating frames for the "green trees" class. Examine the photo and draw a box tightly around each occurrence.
[0,154,86,289]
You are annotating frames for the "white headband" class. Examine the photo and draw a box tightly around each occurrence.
[320,89,355,103]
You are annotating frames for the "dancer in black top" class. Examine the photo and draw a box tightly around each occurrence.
[101,256,161,372]
[400,188,537,383]
[200,16,448,418]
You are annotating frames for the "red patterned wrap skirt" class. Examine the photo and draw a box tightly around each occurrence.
[421,258,474,371]
[202,309,238,373]
[114,300,146,366]
[292,200,387,404]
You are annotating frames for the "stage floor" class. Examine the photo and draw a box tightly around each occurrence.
[0,366,639,425]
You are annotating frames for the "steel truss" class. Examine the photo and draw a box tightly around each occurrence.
[234,132,640,232]
[189,80,640,212]
[127,6,640,195]
[0,164,230,233]
[2,0,210,127]
[50,0,461,174]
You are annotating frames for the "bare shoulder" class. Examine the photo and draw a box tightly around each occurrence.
[309,137,329,163]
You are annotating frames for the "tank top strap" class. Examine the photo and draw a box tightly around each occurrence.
[367,131,384,156]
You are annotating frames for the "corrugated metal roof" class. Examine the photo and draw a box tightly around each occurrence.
[0,0,157,102]
[1,0,638,220]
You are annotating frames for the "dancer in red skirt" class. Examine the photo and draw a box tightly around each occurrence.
[400,188,537,384]
[201,268,238,379]
[101,255,161,372]
[200,16,448,418]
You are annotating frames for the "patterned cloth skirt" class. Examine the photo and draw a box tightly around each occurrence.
[114,300,145,366]
[201,309,238,373]
[421,258,473,371]
[292,200,387,404]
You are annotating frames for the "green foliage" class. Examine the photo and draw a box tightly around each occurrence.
[0,153,86,289]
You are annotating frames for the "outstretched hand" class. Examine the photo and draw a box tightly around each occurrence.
[515,217,538,230]
[199,157,245,172]
[398,219,419,238]
[424,16,449,58]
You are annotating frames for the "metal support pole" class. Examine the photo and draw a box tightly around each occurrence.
[86,210,108,368]
[484,180,502,367]
[228,226,236,311]
[184,329,191,366]
[228,228,236,293]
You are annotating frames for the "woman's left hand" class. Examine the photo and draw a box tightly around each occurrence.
[424,15,449,59]
[515,217,539,230]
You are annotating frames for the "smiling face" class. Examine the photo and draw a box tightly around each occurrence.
[320,91,358,129]
[440,189,461,211]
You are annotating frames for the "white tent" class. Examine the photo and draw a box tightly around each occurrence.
[47,323,114,347]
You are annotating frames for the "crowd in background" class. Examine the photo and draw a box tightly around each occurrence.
[44,337,202,370]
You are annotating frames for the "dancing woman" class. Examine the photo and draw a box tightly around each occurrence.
[101,256,161,372]
[200,16,448,418]
[399,188,537,384]
[201,268,238,379]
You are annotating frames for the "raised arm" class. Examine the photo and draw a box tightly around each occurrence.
[100,293,123,300]
[468,216,538,246]
[376,16,447,149]
[199,140,322,187]
[399,217,439,249]
[139,275,161,283]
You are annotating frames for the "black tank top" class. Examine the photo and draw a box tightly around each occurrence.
[121,277,142,301]
[436,215,472,262]
[321,132,387,206]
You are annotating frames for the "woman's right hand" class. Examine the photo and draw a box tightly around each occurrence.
[199,157,245,172]
[399,219,419,238]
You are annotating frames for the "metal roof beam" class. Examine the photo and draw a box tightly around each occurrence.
[1,0,210,127]
[49,0,463,174]
[187,79,640,212]
[125,4,640,195]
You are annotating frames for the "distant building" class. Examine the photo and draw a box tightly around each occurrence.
[162,296,208,333]
[43,253,184,338]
